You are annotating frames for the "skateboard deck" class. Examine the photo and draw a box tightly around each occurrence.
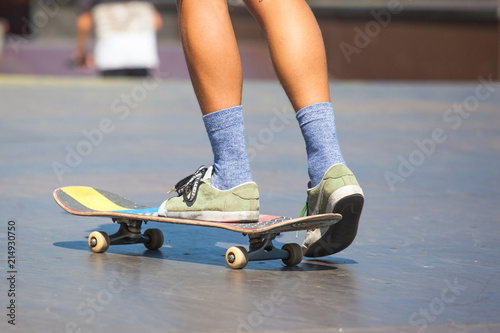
[54,186,342,269]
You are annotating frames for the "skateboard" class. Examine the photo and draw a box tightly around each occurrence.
[53,186,342,269]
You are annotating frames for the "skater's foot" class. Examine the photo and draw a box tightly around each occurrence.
[158,166,259,222]
[302,164,364,257]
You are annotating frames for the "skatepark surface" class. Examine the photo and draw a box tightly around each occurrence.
[1,75,499,332]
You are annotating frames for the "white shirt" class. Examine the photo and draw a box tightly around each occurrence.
[92,1,159,70]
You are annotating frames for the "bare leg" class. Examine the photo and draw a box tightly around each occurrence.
[177,0,242,115]
[176,0,253,191]
[244,0,331,111]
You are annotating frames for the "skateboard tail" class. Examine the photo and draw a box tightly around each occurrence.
[54,186,145,213]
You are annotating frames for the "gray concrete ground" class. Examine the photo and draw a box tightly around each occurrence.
[0,75,499,332]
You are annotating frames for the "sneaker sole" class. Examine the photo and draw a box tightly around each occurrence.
[166,210,260,222]
[303,189,364,258]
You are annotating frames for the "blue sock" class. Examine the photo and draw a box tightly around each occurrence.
[296,102,346,188]
[203,105,253,190]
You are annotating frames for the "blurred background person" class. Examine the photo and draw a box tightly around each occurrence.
[73,0,162,77]
[0,18,8,60]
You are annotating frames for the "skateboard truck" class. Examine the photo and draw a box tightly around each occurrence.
[88,218,302,270]
[87,218,164,253]
[225,233,303,269]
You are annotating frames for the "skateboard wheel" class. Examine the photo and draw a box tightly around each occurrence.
[144,228,164,250]
[225,246,249,269]
[88,231,110,253]
[281,243,303,266]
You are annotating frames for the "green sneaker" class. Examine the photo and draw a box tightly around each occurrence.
[158,166,260,222]
[302,164,364,257]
